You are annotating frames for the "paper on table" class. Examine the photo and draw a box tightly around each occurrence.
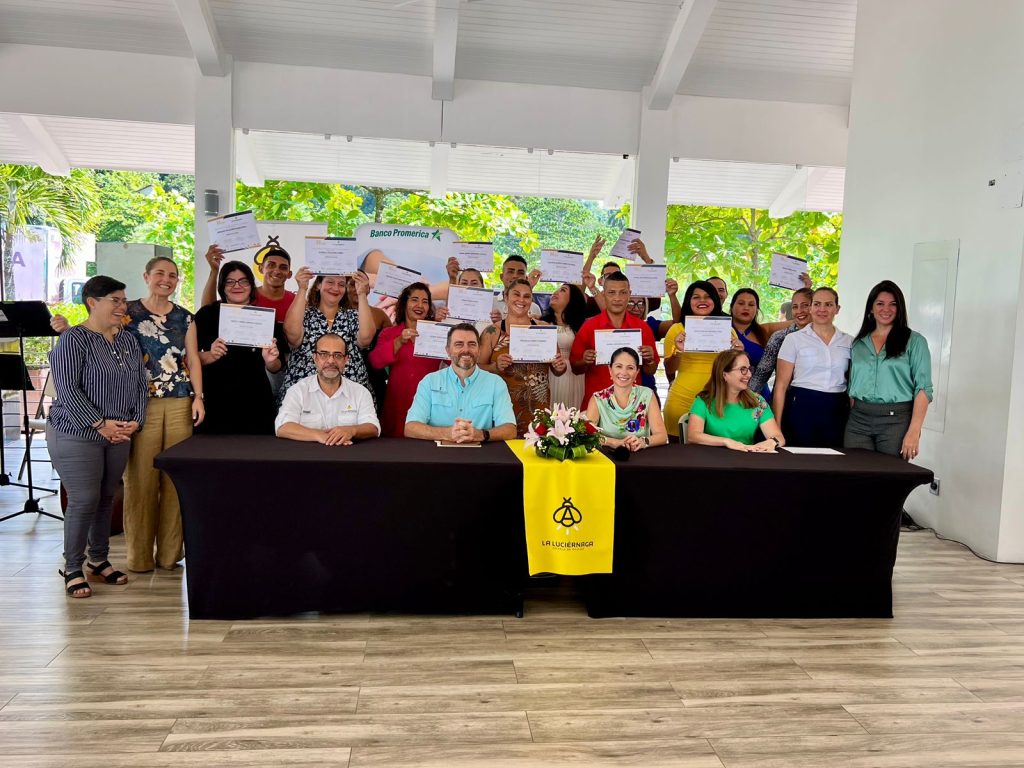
[610,228,642,260]
[454,241,494,273]
[305,237,358,275]
[624,263,667,298]
[509,324,558,363]
[207,210,260,253]
[782,447,845,455]
[539,250,584,285]
[447,285,495,322]
[683,316,733,353]
[413,320,452,359]
[595,328,642,365]
[374,262,422,299]
[218,304,276,348]
[435,441,482,448]
[769,252,808,291]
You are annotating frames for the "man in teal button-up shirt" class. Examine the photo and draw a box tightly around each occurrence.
[405,323,517,444]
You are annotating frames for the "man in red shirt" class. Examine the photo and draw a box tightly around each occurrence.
[200,238,295,321]
[570,271,659,410]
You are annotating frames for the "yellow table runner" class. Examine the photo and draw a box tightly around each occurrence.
[507,439,615,576]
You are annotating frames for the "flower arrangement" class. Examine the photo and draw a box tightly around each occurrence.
[524,403,602,461]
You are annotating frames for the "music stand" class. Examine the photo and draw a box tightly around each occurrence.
[0,301,61,522]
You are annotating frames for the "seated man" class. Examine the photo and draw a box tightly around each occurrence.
[275,333,380,445]
[405,323,517,444]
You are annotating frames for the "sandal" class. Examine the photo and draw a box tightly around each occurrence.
[58,569,92,598]
[87,560,129,585]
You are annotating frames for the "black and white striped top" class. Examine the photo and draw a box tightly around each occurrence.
[47,326,150,442]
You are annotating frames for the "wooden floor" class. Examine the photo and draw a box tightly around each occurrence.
[3,485,1024,767]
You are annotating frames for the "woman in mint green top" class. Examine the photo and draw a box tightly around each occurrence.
[687,349,786,452]
[586,348,668,451]
[845,281,932,460]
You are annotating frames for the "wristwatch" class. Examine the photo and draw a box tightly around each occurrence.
[482,429,491,444]
[770,436,781,448]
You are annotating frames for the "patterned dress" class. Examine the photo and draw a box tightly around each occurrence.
[487,320,551,437]
[279,306,373,406]
[123,300,194,398]
[592,385,654,439]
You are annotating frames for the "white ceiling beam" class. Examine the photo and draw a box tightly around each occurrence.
[432,0,460,101]
[5,114,70,176]
[172,0,230,76]
[647,0,718,110]
[769,165,830,218]
[603,156,636,208]
[429,142,450,198]
[235,130,264,187]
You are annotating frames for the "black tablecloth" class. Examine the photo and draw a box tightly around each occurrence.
[155,436,526,619]
[584,445,934,618]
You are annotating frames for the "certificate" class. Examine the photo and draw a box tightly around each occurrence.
[207,210,260,253]
[683,315,733,353]
[539,250,584,285]
[305,237,358,275]
[454,241,494,273]
[413,320,451,360]
[625,264,667,298]
[769,252,808,290]
[595,328,642,365]
[374,262,422,298]
[610,228,642,260]
[510,324,557,363]
[447,285,495,322]
[782,447,844,455]
[218,304,276,348]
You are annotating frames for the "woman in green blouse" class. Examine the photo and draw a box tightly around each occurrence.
[845,280,932,460]
[586,347,668,452]
[687,349,786,452]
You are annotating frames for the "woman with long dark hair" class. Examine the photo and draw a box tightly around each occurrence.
[730,288,771,397]
[542,282,588,409]
[846,280,932,459]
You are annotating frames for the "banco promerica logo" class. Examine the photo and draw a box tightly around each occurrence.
[553,497,582,534]
[430,229,441,242]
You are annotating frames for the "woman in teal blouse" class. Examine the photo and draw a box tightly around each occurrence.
[845,280,932,460]
[586,347,668,452]
[687,349,786,452]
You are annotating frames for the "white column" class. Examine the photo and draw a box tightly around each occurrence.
[193,70,235,306]
[631,90,672,262]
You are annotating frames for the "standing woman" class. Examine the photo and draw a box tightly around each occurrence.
[480,278,567,435]
[662,280,741,439]
[122,256,204,573]
[280,266,376,404]
[345,273,393,411]
[194,261,283,435]
[846,280,932,459]
[541,282,588,410]
[773,287,853,448]
[730,288,770,398]
[369,282,445,437]
[47,276,149,597]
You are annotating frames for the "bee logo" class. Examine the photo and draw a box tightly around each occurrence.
[553,497,582,534]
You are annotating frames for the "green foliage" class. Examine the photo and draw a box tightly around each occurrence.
[22,302,89,367]
[664,205,841,317]
[93,169,159,242]
[131,184,195,308]
[503,197,625,257]
[236,180,368,235]
[0,165,101,296]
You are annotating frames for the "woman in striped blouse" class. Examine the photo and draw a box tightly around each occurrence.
[47,276,149,598]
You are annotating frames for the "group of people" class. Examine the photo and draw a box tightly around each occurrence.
[45,234,932,598]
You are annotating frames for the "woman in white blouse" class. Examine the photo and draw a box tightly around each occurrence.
[772,287,853,448]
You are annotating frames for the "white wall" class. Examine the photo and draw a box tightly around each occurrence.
[838,0,1024,561]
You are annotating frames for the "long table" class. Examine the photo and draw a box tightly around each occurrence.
[156,437,932,619]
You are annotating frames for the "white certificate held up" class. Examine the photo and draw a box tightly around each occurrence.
[413,320,452,360]
[454,242,494,273]
[595,328,642,365]
[625,264,667,298]
[540,250,584,285]
[447,285,495,322]
[305,237,358,275]
[374,262,422,299]
[207,210,260,253]
[510,324,558,363]
[218,304,276,348]
[769,252,808,290]
[683,316,734,353]
[610,228,642,260]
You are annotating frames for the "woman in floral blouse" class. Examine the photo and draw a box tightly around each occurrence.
[122,256,204,572]
[280,266,377,404]
[585,347,668,451]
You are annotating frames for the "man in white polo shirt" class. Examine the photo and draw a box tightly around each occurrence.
[275,333,380,445]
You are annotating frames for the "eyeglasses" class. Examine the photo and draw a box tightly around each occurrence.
[728,366,754,375]
[224,278,252,288]
[314,351,347,361]
[99,297,127,307]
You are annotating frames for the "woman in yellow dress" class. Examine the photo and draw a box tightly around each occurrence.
[662,280,741,439]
